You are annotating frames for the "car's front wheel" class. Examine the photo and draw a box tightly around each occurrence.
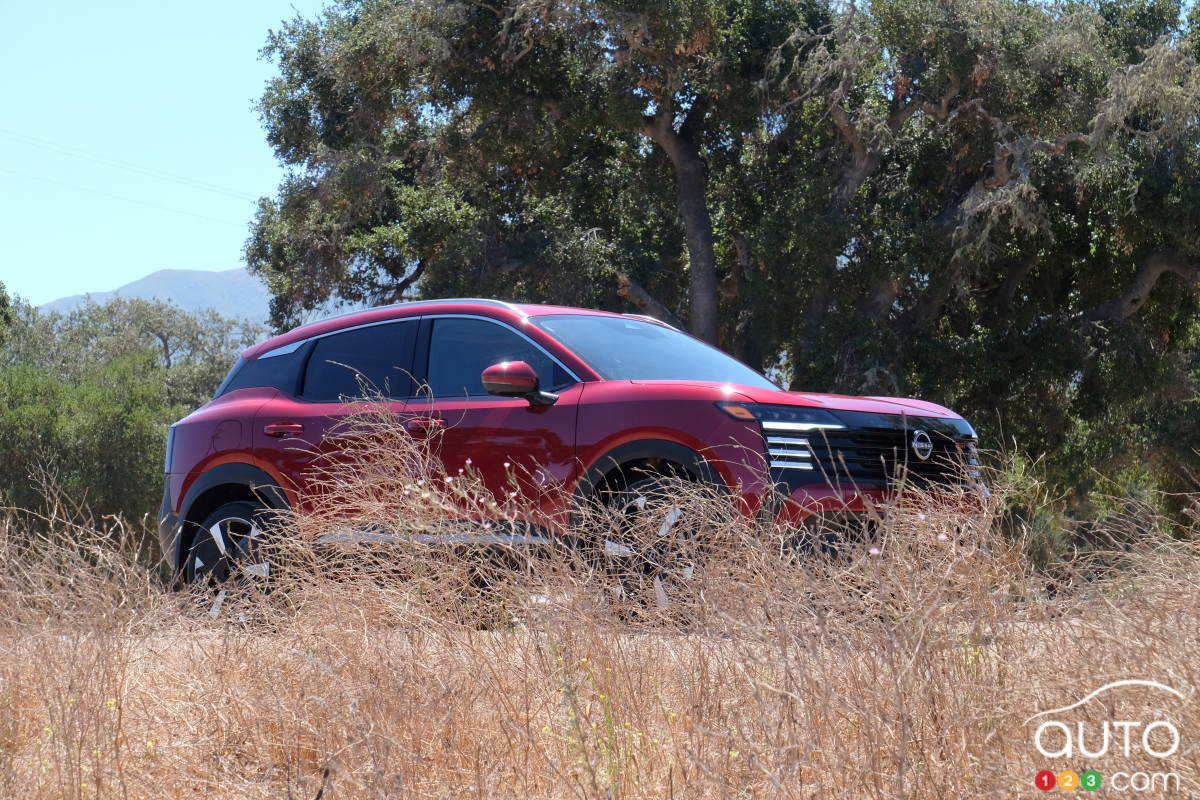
[184,500,274,589]
[601,475,708,613]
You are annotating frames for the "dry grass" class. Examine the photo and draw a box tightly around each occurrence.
[2,416,1199,798]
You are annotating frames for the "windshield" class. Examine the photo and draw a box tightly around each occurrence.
[533,314,778,390]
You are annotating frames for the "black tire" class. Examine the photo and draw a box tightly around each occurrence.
[602,475,706,612]
[184,500,274,589]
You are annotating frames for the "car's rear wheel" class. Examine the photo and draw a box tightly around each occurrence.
[184,500,274,590]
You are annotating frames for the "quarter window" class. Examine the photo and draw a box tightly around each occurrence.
[302,321,418,402]
[218,352,301,396]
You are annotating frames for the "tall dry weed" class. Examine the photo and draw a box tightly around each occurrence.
[0,407,1197,797]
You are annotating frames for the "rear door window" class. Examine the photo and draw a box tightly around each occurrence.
[301,320,418,402]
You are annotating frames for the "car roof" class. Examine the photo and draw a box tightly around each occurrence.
[241,298,641,360]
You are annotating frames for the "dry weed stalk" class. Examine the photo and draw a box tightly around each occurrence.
[0,408,1197,797]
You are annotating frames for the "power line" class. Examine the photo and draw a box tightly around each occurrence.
[0,128,261,201]
[0,167,245,227]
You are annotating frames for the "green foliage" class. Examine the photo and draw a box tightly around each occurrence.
[250,0,1200,507]
[1,298,263,410]
[0,281,12,347]
[0,354,166,519]
[0,299,260,521]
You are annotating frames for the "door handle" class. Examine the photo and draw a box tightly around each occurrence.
[263,421,305,438]
[403,417,446,435]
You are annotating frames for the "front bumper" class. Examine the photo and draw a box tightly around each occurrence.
[772,480,988,527]
[773,484,888,526]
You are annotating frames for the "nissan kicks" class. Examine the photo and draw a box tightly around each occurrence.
[159,298,980,584]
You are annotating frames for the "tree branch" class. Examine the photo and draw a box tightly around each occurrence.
[828,101,868,168]
[886,96,923,133]
[640,106,672,147]
[1074,251,1200,325]
[615,272,684,328]
[907,267,961,331]
[721,232,754,299]
[376,259,427,304]
[830,76,961,205]
[828,101,880,207]
[639,91,675,141]
[919,75,962,123]
[860,275,902,321]
[986,132,1090,189]
[943,99,1089,190]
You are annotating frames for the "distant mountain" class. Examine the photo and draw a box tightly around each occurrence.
[40,268,270,323]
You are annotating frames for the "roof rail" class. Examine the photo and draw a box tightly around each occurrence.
[313,297,525,324]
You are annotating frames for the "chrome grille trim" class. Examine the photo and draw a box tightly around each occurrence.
[768,448,811,458]
[766,436,810,446]
[765,431,815,468]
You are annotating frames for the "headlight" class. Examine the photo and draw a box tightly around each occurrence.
[716,402,846,430]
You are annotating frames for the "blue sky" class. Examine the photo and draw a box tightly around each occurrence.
[0,0,327,306]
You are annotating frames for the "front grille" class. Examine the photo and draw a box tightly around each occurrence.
[764,411,979,491]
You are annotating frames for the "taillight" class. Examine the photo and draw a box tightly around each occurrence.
[164,425,176,474]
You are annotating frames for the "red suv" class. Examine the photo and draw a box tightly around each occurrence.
[159,299,979,583]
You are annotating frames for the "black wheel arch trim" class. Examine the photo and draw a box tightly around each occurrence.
[179,463,291,521]
[574,439,728,502]
[166,463,291,577]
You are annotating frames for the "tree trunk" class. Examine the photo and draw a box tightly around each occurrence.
[673,157,720,344]
[646,115,720,345]
[728,233,764,371]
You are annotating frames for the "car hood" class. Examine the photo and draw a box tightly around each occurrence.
[626,380,961,419]
[749,388,960,419]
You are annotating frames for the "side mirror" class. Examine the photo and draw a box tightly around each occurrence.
[481,361,558,406]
